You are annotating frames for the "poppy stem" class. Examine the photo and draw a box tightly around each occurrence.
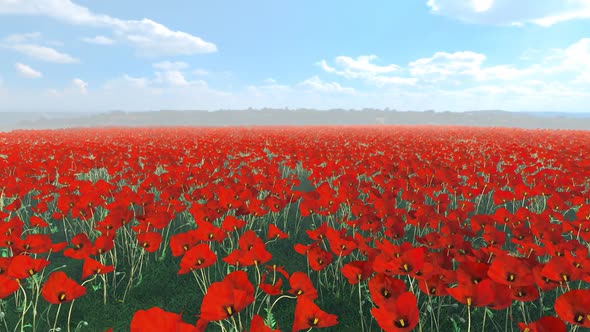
[519,301,527,324]
[102,274,107,305]
[237,311,243,331]
[481,307,487,332]
[467,304,471,332]
[18,283,28,332]
[358,282,365,332]
[31,274,42,332]
[52,303,62,332]
[230,315,239,332]
[67,300,75,332]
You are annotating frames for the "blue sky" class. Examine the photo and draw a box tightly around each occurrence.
[1,0,590,112]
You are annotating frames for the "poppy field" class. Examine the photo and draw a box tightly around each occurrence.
[1,125,590,332]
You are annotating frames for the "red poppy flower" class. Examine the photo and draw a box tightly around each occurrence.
[368,273,407,309]
[63,233,93,260]
[389,247,426,277]
[517,316,566,332]
[554,289,590,328]
[418,273,452,297]
[0,275,19,299]
[199,271,255,321]
[288,271,318,301]
[307,246,333,271]
[1,257,12,275]
[136,231,162,253]
[487,254,534,287]
[7,255,50,279]
[341,260,373,284]
[250,314,280,332]
[17,234,53,254]
[92,235,115,256]
[325,228,357,256]
[456,262,490,285]
[486,282,513,311]
[225,231,273,266]
[292,296,338,332]
[371,292,419,332]
[41,271,86,304]
[29,216,49,228]
[306,222,328,241]
[267,224,288,240]
[541,256,583,284]
[169,230,199,257]
[82,258,115,279]
[260,275,283,296]
[221,216,247,234]
[447,279,494,307]
[194,221,226,243]
[130,306,198,332]
[511,285,539,302]
[178,243,217,274]
[225,242,273,267]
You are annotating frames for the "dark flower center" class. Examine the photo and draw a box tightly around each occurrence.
[308,316,320,326]
[394,318,407,328]
[224,305,235,317]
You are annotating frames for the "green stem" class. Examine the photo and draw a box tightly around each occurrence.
[52,303,62,332]
[67,300,75,332]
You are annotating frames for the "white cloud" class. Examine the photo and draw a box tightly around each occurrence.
[319,55,400,80]
[15,63,42,78]
[320,55,416,86]
[3,32,42,43]
[0,0,217,56]
[472,0,494,13]
[427,0,590,26]
[370,76,419,86]
[120,75,150,88]
[82,35,115,45]
[155,70,191,86]
[2,36,590,112]
[299,76,355,94]
[6,43,79,63]
[334,55,400,75]
[153,61,189,71]
[105,66,207,89]
[409,51,486,80]
[72,78,88,94]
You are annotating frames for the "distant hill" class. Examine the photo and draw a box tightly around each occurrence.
[1,109,589,131]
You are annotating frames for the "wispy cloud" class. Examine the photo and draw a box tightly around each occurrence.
[81,35,115,45]
[7,43,79,63]
[15,62,42,78]
[300,76,355,94]
[72,78,88,94]
[0,0,217,56]
[427,0,590,26]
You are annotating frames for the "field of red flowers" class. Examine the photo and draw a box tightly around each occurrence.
[1,126,589,332]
